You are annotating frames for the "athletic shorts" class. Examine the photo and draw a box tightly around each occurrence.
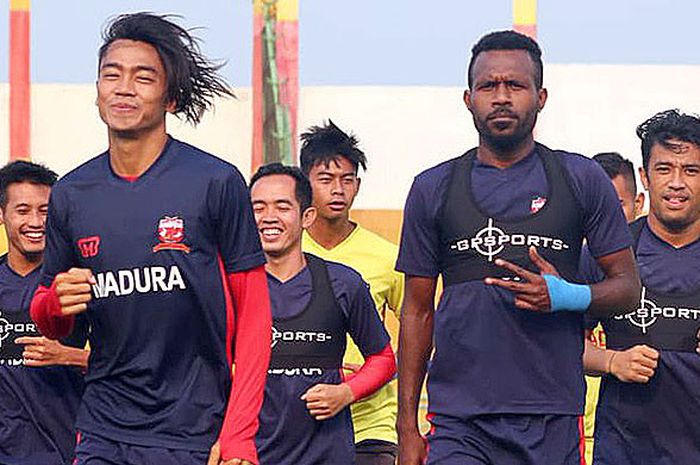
[74,432,209,465]
[427,413,584,465]
[355,439,398,465]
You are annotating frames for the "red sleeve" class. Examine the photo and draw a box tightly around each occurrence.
[218,265,271,464]
[30,281,75,339]
[344,343,396,402]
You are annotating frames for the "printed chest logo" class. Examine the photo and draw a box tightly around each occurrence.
[77,236,101,258]
[153,216,191,253]
[271,326,333,348]
[449,218,570,262]
[614,287,700,334]
[0,310,38,365]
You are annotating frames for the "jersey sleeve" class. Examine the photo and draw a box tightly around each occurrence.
[212,168,266,273]
[40,186,78,287]
[395,174,441,277]
[336,268,390,358]
[387,268,404,319]
[568,159,633,258]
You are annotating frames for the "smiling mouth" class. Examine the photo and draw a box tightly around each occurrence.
[260,228,282,239]
[663,195,689,209]
[22,231,45,241]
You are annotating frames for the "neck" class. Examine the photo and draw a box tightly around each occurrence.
[108,128,169,177]
[647,213,700,248]
[265,247,307,282]
[477,135,535,169]
[306,215,356,249]
[7,251,41,277]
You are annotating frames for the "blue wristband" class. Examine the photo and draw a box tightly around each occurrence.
[543,274,591,313]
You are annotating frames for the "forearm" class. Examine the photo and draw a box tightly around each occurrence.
[397,304,433,435]
[588,248,641,319]
[219,266,271,463]
[345,343,396,402]
[583,338,615,376]
[30,283,75,339]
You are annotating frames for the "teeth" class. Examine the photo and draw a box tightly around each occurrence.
[261,228,282,237]
[24,232,44,239]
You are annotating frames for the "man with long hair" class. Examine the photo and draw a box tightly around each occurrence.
[30,13,270,465]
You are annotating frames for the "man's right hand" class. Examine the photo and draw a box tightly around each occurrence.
[55,268,95,315]
[398,428,427,465]
[609,344,659,383]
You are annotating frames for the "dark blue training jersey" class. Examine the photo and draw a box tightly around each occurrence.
[396,147,631,418]
[256,260,390,465]
[39,137,266,451]
[583,222,700,464]
[0,257,85,465]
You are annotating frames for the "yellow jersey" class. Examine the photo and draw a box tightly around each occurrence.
[303,225,403,444]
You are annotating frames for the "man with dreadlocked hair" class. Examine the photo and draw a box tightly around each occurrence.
[30,13,271,465]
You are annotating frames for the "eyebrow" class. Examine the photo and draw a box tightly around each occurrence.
[100,62,159,74]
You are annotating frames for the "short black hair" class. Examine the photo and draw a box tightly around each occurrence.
[637,109,700,173]
[592,152,637,195]
[98,12,234,125]
[467,30,543,89]
[0,161,58,208]
[250,163,313,212]
[299,120,367,175]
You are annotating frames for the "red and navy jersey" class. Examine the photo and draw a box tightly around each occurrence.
[256,259,390,465]
[39,137,266,451]
[0,257,85,465]
[396,147,631,418]
[584,222,700,464]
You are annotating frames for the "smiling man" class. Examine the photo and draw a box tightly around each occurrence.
[249,163,395,465]
[396,30,640,465]
[583,110,700,464]
[29,13,270,465]
[0,161,88,465]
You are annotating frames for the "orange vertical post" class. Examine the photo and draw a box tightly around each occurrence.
[9,0,31,160]
[513,0,537,39]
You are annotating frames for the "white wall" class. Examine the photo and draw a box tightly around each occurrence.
[1,63,699,210]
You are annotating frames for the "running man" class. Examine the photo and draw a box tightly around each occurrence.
[250,163,396,465]
[583,110,700,464]
[300,120,403,465]
[0,161,88,465]
[396,30,640,465]
[30,13,270,465]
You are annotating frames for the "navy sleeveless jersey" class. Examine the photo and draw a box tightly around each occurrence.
[396,147,631,418]
[256,259,390,465]
[583,222,700,464]
[0,257,85,465]
[39,138,266,450]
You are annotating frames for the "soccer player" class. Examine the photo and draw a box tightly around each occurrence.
[29,13,271,465]
[583,110,700,464]
[396,30,640,465]
[300,120,403,465]
[0,160,88,465]
[249,163,396,465]
[580,152,644,463]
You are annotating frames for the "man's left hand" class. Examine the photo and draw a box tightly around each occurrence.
[484,246,559,312]
[206,442,254,465]
[16,336,71,367]
[696,328,700,355]
[301,383,354,420]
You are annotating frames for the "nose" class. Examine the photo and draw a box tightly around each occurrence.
[492,82,512,106]
[330,178,344,195]
[115,76,136,96]
[27,210,44,228]
[669,168,686,189]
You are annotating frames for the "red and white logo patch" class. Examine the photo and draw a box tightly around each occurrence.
[530,196,547,214]
[153,216,191,253]
[77,236,100,258]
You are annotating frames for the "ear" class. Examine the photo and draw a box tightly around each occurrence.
[463,89,472,112]
[537,87,548,112]
[356,176,362,193]
[165,99,177,114]
[301,206,317,230]
[634,192,645,218]
[639,166,650,191]
[0,208,5,226]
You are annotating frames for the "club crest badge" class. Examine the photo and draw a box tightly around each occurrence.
[153,216,191,253]
[530,196,547,214]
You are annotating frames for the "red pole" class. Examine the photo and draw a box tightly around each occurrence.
[9,0,31,160]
